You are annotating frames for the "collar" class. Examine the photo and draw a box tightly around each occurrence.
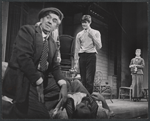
[135,56,141,59]
[39,25,51,40]
[42,31,48,38]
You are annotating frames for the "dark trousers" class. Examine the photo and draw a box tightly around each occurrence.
[27,76,60,119]
[79,52,96,94]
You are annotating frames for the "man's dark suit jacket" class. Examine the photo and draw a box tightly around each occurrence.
[2,25,64,109]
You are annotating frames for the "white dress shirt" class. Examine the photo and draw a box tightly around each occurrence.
[74,27,102,65]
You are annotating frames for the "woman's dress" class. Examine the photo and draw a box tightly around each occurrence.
[129,57,145,98]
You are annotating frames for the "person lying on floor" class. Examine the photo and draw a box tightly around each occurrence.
[51,79,114,119]
[49,79,98,119]
[2,61,110,119]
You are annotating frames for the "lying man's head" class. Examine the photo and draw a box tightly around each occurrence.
[74,97,92,119]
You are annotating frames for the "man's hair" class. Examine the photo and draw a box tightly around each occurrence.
[136,49,141,53]
[81,15,92,23]
[38,7,64,25]
[73,97,92,119]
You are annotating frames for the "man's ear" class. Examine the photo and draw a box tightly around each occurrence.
[56,24,59,29]
[53,25,58,31]
[52,26,59,32]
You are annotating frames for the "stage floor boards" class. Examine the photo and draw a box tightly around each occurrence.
[98,99,148,119]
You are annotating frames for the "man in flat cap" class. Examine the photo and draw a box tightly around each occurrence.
[2,7,68,119]
[74,15,102,94]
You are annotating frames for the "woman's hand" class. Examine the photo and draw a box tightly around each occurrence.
[129,64,136,68]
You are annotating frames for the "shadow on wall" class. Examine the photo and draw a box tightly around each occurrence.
[73,13,83,38]
[27,8,42,25]
[74,25,82,38]
[122,75,132,87]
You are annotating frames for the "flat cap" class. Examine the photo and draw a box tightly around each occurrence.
[38,7,64,23]
[81,15,92,23]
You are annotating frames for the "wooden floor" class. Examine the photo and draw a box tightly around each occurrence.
[98,99,148,119]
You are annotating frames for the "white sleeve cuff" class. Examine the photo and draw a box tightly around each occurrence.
[36,78,43,85]
[58,79,67,86]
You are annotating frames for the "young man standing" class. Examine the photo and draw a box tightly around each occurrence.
[74,15,102,94]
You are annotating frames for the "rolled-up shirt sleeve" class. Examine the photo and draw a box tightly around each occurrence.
[58,79,67,86]
[74,33,81,66]
[92,31,102,50]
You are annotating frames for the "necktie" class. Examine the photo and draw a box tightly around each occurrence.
[40,37,49,72]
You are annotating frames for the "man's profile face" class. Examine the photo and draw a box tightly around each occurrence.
[40,12,59,33]
[82,21,91,30]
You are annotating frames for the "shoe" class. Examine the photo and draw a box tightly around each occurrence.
[109,110,115,117]
[137,98,140,102]
[105,110,115,119]
[141,91,145,98]
[133,98,137,102]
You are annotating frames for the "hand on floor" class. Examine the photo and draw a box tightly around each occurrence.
[107,110,115,118]
[91,92,105,101]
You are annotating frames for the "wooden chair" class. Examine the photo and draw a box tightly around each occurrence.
[119,87,149,101]
[119,86,132,100]
[93,71,103,93]
[59,35,75,72]
[93,71,113,103]
[143,88,149,101]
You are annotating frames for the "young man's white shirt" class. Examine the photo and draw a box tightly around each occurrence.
[74,27,102,66]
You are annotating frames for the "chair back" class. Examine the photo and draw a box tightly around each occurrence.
[94,71,103,87]
[59,35,75,59]
[59,35,75,71]
[94,71,113,103]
